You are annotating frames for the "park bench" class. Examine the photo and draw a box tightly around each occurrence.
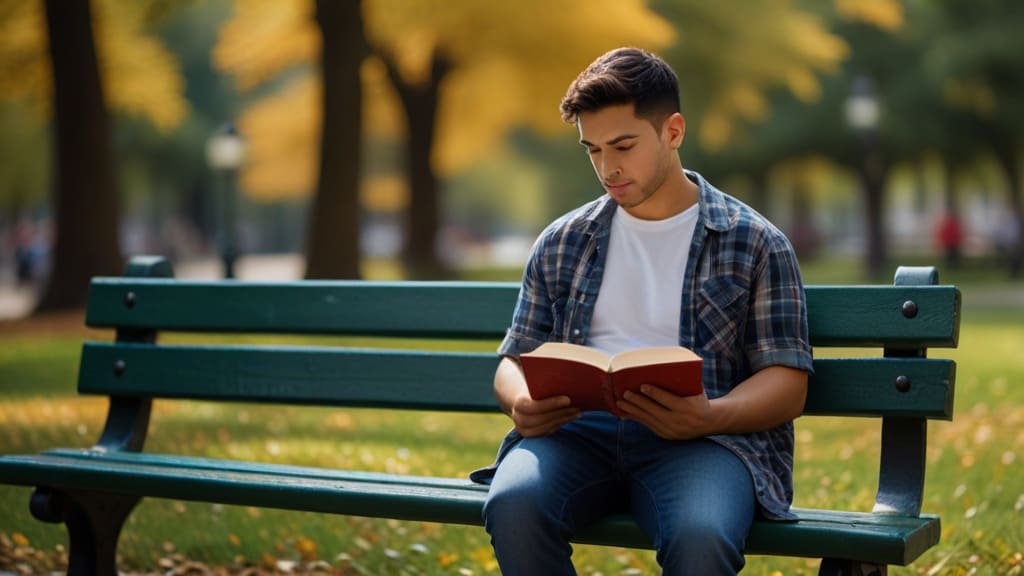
[0,255,960,575]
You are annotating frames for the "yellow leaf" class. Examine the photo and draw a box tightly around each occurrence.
[471,547,498,571]
[294,536,318,561]
[12,532,29,547]
[438,551,459,567]
[228,533,241,546]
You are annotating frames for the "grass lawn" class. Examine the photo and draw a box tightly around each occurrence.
[1,259,1022,574]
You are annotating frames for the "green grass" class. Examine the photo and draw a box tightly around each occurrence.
[1,262,1022,574]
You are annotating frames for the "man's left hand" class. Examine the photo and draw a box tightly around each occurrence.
[617,385,714,440]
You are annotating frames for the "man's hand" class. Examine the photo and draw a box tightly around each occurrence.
[618,385,713,440]
[509,394,580,437]
[617,365,808,440]
[494,356,580,437]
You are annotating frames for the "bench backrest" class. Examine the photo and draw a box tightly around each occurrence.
[80,256,960,516]
[81,258,960,418]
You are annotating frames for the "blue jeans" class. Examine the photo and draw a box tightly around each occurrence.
[483,412,755,575]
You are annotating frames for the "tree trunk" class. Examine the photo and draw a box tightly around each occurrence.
[305,0,368,279]
[858,147,889,281]
[991,141,1024,278]
[384,52,452,279]
[36,0,122,313]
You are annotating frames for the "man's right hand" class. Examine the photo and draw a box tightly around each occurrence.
[509,394,580,437]
[494,357,580,437]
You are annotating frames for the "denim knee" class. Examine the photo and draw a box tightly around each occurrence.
[656,515,747,575]
[483,476,563,537]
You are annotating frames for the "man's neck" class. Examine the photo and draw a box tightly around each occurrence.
[626,168,699,221]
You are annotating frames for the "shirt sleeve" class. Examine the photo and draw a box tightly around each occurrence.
[497,236,554,359]
[745,232,814,374]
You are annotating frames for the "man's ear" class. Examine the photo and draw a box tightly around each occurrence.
[664,112,686,149]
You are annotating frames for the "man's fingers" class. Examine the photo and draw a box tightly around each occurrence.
[515,406,579,437]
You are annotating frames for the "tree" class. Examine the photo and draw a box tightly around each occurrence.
[686,0,913,279]
[652,0,850,154]
[36,0,123,310]
[214,0,368,278]
[365,1,678,277]
[924,0,1024,276]
[306,0,368,278]
[0,0,188,310]
[215,0,675,278]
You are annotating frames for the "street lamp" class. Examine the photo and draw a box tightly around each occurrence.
[844,76,880,133]
[205,123,246,279]
[844,75,886,279]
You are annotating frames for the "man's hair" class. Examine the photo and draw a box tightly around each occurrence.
[559,47,680,128]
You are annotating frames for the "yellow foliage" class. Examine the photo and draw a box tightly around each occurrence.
[834,0,904,32]
[0,0,49,114]
[773,155,845,201]
[94,0,188,131]
[221,0,675,197]
[0,0,188,132]
[362,55,405,138]
[238,75,319,200]
[362,175,408,213]
[213,0,320,91]
[236,57,404,201]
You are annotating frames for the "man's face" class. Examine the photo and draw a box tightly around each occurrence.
[577,103,680,218]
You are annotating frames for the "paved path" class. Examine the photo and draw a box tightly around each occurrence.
[0,254,305,321]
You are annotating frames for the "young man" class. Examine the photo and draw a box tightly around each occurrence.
[471,47,814,574]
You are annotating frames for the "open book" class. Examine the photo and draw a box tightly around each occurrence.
[519,342,703,416]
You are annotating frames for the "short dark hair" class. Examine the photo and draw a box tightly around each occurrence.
[559,47,680,128]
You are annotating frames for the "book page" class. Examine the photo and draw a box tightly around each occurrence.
[522,342,612,371]
[609,346,701,372]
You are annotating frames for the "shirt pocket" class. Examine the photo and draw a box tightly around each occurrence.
[696,277,750,362]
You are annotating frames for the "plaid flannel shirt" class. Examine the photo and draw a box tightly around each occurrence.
[476,170,814,520]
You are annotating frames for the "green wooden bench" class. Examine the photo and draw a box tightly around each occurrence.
[0,256,961,575]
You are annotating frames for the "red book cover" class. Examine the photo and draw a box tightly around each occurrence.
[520,343,703,416]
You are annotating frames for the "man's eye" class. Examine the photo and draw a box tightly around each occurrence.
[588,148,600,155]
[617,145,634,152]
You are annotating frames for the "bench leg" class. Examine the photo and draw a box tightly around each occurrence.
[819,558,887,576]
[30,487,141,576]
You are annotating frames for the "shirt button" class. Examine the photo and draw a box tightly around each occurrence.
[572,329,581,336]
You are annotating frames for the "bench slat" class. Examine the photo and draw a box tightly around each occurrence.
[85,279,960,347]
[86,279,518,339]
[80,342,503,412]
[810,358,954,419]
[79,343,955,419]
[0,451,938,566]
[806,285,960,348]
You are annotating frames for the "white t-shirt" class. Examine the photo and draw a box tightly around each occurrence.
[586,203,700,356]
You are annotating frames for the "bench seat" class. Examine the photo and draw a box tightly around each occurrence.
[1,448,940,565]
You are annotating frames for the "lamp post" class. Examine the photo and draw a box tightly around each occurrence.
[205,123,246,279]
[844,75,886,279]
